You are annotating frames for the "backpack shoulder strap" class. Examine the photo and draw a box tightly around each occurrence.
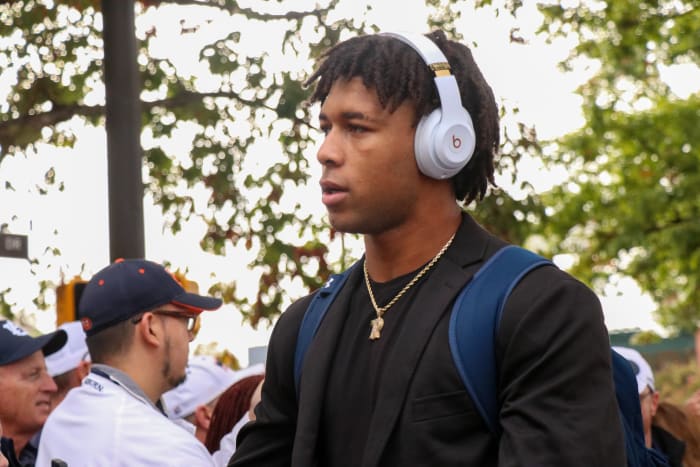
[448,245,552,435]
[294,262,358,395]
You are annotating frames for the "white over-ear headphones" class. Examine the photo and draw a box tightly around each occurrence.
[382,32,476,180]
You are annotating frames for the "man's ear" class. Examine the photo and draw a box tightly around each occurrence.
[650,391,660,416]
[75,360,91,380]
[134,312,162,348]
[193,403,213,430]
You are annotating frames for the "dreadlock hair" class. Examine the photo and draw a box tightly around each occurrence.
[304,30,499,205]
[204,373,265,454]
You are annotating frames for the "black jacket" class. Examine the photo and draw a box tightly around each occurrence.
[230,215,626,467]
[653,425,686,467]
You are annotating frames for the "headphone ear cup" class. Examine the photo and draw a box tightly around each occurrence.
[414,107,476,180]
[414,109,443,178]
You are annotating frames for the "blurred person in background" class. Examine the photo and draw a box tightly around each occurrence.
[205,372,265,455]
[162,355,239,443]
[0,320,66,467]
[36,259,222,466]
[615,346,686,466]
[683,389,700,422]
[45,321,91,408]
[206,368,264,467]
[654,401,700,467]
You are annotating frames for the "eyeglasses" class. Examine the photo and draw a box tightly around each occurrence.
[132,309,201,338]
[156,310,201,336]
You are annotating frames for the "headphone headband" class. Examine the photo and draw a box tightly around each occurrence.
[380,31,476,179]
[382,32,452,75]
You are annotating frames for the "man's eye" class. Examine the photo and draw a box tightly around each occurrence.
[348,124,366,134]
[319,125,331,135]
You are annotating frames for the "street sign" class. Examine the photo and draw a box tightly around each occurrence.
[0,233,28,259]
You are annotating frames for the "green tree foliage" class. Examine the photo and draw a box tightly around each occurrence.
[1,0,541,327]
[527,1,700,331]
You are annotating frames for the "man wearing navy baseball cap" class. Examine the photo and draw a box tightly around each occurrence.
[37,258,222,466]
[0,320,66,467]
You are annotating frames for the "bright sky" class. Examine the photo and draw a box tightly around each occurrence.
[5,0,697,365]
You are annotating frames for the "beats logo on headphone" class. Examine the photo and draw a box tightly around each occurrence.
[382,32,476,180]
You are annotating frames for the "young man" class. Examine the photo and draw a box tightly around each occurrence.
[230,30,625,466]
[36,259,222,466]
[0,321,66,467]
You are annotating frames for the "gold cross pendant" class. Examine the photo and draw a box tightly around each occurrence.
[369,316,384,340]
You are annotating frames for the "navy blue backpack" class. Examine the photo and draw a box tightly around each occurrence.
[294,245,669,467]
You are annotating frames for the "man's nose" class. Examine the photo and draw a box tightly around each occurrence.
[42,371,58,393]
[317,128,343,167]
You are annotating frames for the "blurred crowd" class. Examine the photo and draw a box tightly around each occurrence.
[0,259,264,467]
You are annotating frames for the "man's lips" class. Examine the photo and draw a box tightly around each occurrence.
[320,180,348,207]
[37,400,51,410]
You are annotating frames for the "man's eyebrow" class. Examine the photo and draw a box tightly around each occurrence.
[342,111,372,121]
[318,111,377,122]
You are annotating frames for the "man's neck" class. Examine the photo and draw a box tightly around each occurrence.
[99,351,163,405]
[364,210,462,282]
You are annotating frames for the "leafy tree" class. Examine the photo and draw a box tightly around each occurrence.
[0,0,542,329]
[516,1,700,331]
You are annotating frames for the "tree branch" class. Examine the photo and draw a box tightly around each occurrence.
[0,89,282,161]
[154,0,331,21]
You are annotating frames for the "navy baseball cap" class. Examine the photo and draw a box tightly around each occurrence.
[0,320,67,366]
[78,258,223,337]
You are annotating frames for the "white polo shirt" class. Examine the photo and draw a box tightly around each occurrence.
[36,365,215,467]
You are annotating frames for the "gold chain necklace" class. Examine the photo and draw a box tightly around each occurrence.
[364,233,456,340]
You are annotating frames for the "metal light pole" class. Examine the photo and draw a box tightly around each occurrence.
[102,0,145,261]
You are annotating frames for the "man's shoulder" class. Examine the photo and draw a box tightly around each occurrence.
[118,412,214,464]
[507,255,597,303]
[41,379,123,441]
[40,387,213,466]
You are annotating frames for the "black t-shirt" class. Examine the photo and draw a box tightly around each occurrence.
[318,262,429,467]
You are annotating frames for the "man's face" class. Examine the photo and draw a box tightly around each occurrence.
[0,350,57,438]
[316,77,423,235]
[154,306,196,391]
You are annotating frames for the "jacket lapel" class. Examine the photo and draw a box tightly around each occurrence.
[360,215,498,467]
